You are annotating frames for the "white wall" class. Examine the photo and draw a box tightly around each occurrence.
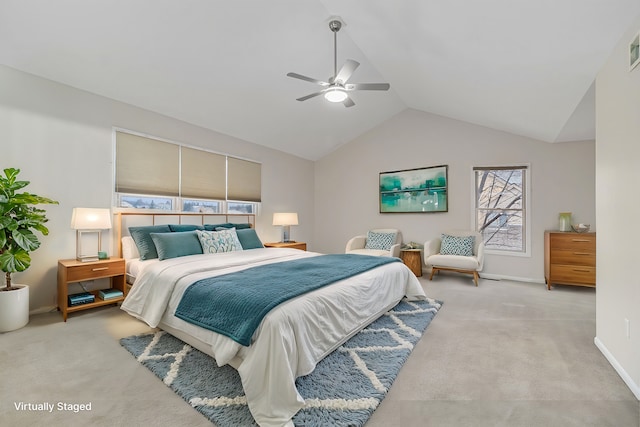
[594,16,640,398]
[0,65,315,312]
[314,108,595,282]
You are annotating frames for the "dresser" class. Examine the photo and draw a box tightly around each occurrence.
[544,231,596,290]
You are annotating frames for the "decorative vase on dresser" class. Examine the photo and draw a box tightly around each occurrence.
[544,231,596,290]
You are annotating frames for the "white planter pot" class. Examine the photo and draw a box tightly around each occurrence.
[0,284,29,332]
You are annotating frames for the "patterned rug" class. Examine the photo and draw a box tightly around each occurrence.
[120,298,442,426]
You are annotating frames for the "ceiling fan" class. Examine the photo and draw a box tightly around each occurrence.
[287,18,390,108]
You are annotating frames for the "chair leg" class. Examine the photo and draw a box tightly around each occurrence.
[473,271,479,287]
[429,267,438,281]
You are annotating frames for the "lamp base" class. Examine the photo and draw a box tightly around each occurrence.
[77,255,99,263]
[281,225,291,243]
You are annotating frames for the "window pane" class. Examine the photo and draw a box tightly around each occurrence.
[182,199,222,214]
[227,202,256,214]
[476,169,522,210]
[119,194,174,210]
[477,209,523,252]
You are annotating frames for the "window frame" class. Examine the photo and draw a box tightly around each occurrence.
[471,164,531,257]
[112,128,261,215]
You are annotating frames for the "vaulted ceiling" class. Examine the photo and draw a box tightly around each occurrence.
[2,1,638,160]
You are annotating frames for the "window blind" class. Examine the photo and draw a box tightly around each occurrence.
[115,132,180,196]
[227,157,262,202]
[180,147,226,199]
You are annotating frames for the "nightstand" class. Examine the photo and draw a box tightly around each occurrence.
[264,241,307,251]
[400,249,423,277]
[57,258,126,321]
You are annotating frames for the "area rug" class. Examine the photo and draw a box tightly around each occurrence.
[120,298,442,426]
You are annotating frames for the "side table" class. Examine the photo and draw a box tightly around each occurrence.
[400,249,423,277]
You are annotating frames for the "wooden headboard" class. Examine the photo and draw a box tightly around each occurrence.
[114,212,256,258]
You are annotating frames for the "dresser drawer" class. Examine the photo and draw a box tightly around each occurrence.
[550,249,595,266]
[550,264,596,285]
[66,260,125,282]
[549,233,595,251]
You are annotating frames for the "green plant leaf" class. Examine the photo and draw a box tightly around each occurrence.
[12,229,41,251]
[0,249,31,273]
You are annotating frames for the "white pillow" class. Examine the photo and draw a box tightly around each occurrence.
[122,236,140,260]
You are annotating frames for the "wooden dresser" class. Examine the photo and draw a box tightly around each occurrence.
[544,231,596,290]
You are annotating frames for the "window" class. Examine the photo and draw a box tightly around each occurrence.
[474,166,529,254]
[114,130,261,213]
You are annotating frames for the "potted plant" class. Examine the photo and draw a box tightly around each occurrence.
[0,168,58,332]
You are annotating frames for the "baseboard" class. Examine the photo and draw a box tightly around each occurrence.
[594,336,640,400]
[30,305,57,315]
[479,273,545,284]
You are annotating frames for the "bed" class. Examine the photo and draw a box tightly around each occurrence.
[116,213,426,427]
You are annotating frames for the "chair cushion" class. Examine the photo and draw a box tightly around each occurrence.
[440,234,474,256]
[348,248,393,257]
[364,231,397,250]
[427,254,480,270]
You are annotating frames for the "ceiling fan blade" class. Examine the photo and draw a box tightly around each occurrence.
[345,83,390,91]
[296,90,327,102]
[342,96,355,108]
[334,59,360,84]
[286,72,329,86]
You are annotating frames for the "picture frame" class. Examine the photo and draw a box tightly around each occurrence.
[630,31,640,71]
[379,165,448,213]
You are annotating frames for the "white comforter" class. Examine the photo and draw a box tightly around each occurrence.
[121,248,426,427]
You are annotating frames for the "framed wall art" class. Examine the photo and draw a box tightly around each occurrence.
[379,165,448,213]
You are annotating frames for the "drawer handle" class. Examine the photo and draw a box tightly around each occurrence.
[573,269,591,272]
[92,267,109,272]
[571,239,591,242]
[573,252,592,256]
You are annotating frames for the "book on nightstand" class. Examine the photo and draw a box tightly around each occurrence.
[99,288,124,300]
[68,292,95,306]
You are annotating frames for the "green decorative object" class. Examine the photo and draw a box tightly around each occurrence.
[558,212,572,232]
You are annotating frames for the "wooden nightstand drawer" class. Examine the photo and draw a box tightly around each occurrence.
[65,260,125,282]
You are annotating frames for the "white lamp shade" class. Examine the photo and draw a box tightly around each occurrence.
[70,208,112,230]
[273,212,299,226]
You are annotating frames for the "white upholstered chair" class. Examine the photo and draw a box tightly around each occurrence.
[424,230,485,286]
[345,228,402,257]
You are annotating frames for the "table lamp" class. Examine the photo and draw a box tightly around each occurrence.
[71,208,112,262]
[273,212,298,243]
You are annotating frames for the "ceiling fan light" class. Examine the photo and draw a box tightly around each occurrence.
[324,88,348,103]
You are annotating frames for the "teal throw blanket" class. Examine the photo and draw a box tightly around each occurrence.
[174,254,400,346]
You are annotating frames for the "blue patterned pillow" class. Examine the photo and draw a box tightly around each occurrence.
[440,234,475,256]
[365,231,397,250]
[196,228,243,253]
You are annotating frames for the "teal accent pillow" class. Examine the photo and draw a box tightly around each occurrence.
[150,231,203,261]
[196,229,243,253]
[204,222,251,231]
[236,228,264,249]
[169,224,204,232]
[365,231,397,250]
[440,234,475,256]
[129,225,172,260]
